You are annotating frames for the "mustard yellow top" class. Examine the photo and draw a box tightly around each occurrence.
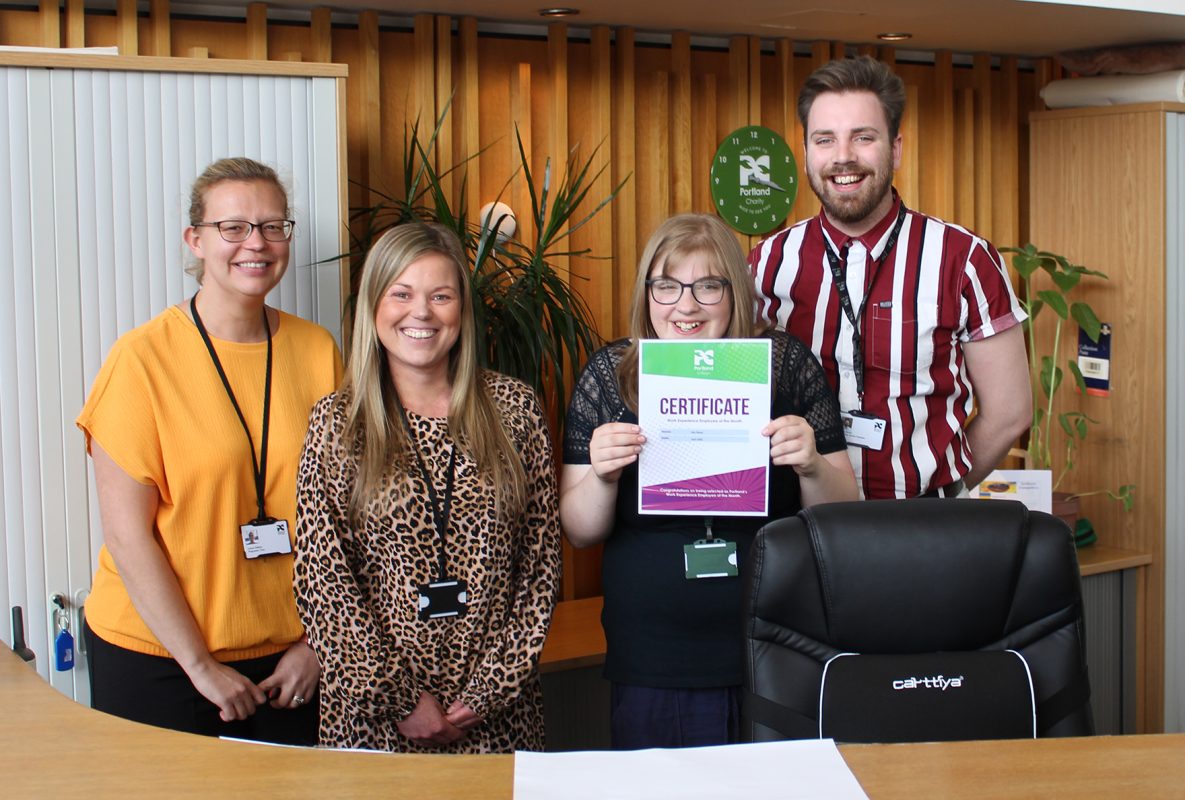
[78,306,342,661]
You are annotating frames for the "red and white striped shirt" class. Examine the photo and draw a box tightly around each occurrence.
[749,192,1025,499]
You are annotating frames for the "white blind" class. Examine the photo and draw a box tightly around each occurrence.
[0,63,343,700]
[1165,110,1184,733]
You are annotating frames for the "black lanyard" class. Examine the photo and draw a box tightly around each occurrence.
[399,408,458,582]
[190,295,273,522]
[821,203,908,400]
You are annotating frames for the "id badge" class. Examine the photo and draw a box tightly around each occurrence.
[840,410,887,450]
[684,539,738,579]
[240,517,292,559]
[418,578,469,621]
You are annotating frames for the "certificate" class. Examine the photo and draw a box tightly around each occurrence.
[637,339,772,516]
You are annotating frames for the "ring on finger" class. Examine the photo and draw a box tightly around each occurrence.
[293,695,305,706]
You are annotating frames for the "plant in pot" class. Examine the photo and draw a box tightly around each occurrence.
[1001,244,1135,544]
[346,107,624,421]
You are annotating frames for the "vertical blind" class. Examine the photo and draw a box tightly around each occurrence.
[0,62,342,701]
[1166,111,1184,733]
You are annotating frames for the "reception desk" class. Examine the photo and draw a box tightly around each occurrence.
[2,648,1183,798]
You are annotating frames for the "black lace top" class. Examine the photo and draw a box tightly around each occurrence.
[563,330,845,687]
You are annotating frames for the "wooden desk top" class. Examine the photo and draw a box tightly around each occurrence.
[3,649,1184,798]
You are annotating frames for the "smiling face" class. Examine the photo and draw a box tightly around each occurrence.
[183,180,290,305]
[647,250,733,340]
[374,252,463,383]
[804,90,902,236]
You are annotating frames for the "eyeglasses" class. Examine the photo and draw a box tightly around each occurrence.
[646,277,731,305]
[194,219,295,243]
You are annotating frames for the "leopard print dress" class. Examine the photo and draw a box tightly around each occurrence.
[293,372,561,753]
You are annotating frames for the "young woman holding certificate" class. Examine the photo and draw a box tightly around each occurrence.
[560,214,856,749]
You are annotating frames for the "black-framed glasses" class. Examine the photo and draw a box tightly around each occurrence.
[194,219,295,243]
[646,277,731,305]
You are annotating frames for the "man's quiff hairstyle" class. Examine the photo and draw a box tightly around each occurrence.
[797,55,907,142]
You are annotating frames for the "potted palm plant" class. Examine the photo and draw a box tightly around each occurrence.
[1001,244,1134,541]
[346,106,624,420]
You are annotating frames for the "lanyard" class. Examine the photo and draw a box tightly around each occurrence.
[399,409,458,582]
[190,295,273,522]
[821,203,908,400]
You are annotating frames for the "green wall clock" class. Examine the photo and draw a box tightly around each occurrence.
[710,125,798,235]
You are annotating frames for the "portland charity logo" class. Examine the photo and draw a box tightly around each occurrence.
[693,349,715,369]
[739,155,771,191]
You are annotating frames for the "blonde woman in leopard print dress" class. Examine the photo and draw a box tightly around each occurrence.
[293,223,562,753]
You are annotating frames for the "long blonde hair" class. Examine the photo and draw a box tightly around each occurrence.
[339,222,527,525]
[617,214,765,411]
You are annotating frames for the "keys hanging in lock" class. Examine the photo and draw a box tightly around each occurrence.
[52,595,74,672]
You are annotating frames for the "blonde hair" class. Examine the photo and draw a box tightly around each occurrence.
[185,158,290,283]
[339,222,527,525]
[617,214,765,411]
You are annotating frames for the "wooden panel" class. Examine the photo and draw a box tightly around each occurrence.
[509,62,534,247]
[65,0,84,49]
[641,69,671,239]
[931,51,955,220]
[1029,106,1169,733]
[671,32,692,213]
[412,14,436,171]
[435,15,454,208]
[955,88,976,227]
[694,73,717,215]
[898,84,919,208]
[39,0,58,48]
[148,0,170,57]
[612,27,637,336]
[246,4,267,61]
[310,7,331,63]
[728,36,747,134]
[811,40,830,70]
[973,54,992,237]
[458,16,481,222]
[583,27,615,352]
[548,23,569,279]
[116,0,137,56]
[359,11,382,199]
[748,35,761,126]
[993,56,1020,247]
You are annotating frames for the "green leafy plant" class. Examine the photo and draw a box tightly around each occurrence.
[347,104,625,419]
[1002,244,1134,511]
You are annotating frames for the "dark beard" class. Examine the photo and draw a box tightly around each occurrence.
[808,164,894,227]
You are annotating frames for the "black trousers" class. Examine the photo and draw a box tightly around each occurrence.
[83,621,318,744]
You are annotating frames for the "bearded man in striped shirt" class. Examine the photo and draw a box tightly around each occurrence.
[749,56,1031,500]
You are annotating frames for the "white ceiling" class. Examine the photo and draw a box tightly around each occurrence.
[229,0,1185,59]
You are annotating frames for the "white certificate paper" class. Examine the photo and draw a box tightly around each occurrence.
[637,338,772,516]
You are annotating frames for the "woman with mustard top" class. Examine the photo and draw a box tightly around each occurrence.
[76,158,342,743]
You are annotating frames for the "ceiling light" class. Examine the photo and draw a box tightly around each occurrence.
[877,32,912,42]
[538,7,579,17]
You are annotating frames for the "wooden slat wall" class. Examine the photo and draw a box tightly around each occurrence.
[1,5,1045,601]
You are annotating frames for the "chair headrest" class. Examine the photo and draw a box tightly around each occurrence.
[749,499,1078,652]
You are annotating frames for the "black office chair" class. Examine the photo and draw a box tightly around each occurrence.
[741,499,1093,743]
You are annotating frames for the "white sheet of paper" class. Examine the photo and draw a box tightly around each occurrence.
[637,338,772,516]
[514,740,868,800]
[971,469,1053,513]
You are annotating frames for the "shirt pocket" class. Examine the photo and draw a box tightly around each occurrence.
[868,302,917,375]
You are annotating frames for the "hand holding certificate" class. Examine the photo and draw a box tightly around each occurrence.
[637,339,772,515]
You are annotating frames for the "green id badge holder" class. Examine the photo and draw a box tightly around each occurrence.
[684,539,738,579]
